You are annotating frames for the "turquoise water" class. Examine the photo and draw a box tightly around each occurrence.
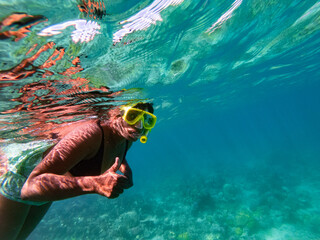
[1,0,320,239]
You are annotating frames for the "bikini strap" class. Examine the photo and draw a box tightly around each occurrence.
[123,140,129,160]
[99,120,128,161]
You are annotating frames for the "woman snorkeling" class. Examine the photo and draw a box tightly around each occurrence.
[0,102,156,240]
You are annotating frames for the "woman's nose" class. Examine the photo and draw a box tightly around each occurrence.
[135,119,143,129]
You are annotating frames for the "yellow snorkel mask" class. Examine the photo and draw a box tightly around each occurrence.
[121,106,157,143]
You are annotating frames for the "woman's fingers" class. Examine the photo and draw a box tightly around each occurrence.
[119,159,133,188]
[107,185,124,199]
[107,157,121,173]
[119,159,132,178]
[98,157,133,198]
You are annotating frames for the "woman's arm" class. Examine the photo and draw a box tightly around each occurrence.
[21,123,132,202]
[21,158,131,201]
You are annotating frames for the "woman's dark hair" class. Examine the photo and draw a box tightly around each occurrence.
[132,102,154,113]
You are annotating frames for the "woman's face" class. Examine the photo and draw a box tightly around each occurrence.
[121,107,149,142]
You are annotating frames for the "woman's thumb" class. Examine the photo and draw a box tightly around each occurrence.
[108,157,121,172]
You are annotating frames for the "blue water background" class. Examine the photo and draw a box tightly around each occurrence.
[133,83,320,184]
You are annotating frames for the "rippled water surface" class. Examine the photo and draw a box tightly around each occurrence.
[1,0,320,239]
[1,0,319,141]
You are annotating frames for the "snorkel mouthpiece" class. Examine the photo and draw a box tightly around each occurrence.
[140,130,149,144]
[140,135,147,143]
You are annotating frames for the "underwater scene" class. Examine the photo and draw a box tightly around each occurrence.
[0,0,320,239]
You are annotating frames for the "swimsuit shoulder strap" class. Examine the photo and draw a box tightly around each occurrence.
[96,121,105,160]
[123,140,129,160]
[99,121,128,162]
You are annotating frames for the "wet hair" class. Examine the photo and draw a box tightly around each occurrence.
[132,102,154,114]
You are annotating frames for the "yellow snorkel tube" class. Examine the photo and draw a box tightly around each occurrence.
[140,130,149,144]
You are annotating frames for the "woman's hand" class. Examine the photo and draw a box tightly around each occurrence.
[93,157,133,198]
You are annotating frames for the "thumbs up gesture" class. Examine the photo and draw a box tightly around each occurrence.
[93,157,133,198]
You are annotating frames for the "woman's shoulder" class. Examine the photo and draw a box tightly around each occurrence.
[70,120,102,138]
[56,120,103,158]
[52,119,102,141]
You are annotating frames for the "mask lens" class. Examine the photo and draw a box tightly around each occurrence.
[143,113,156,129]
[125,109,143,124]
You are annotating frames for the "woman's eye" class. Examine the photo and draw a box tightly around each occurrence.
[127,113,137,121]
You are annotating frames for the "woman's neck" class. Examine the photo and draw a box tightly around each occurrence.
[100,119,127,144]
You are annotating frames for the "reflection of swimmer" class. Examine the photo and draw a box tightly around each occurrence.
[77,0,107,19]
[0,45,125,142]
[0,79,125,142]
[0,12,46,41]
[0,42,83,81]
[0,102,157,239]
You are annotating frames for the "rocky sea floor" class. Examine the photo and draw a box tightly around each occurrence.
[30,160,320,240]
